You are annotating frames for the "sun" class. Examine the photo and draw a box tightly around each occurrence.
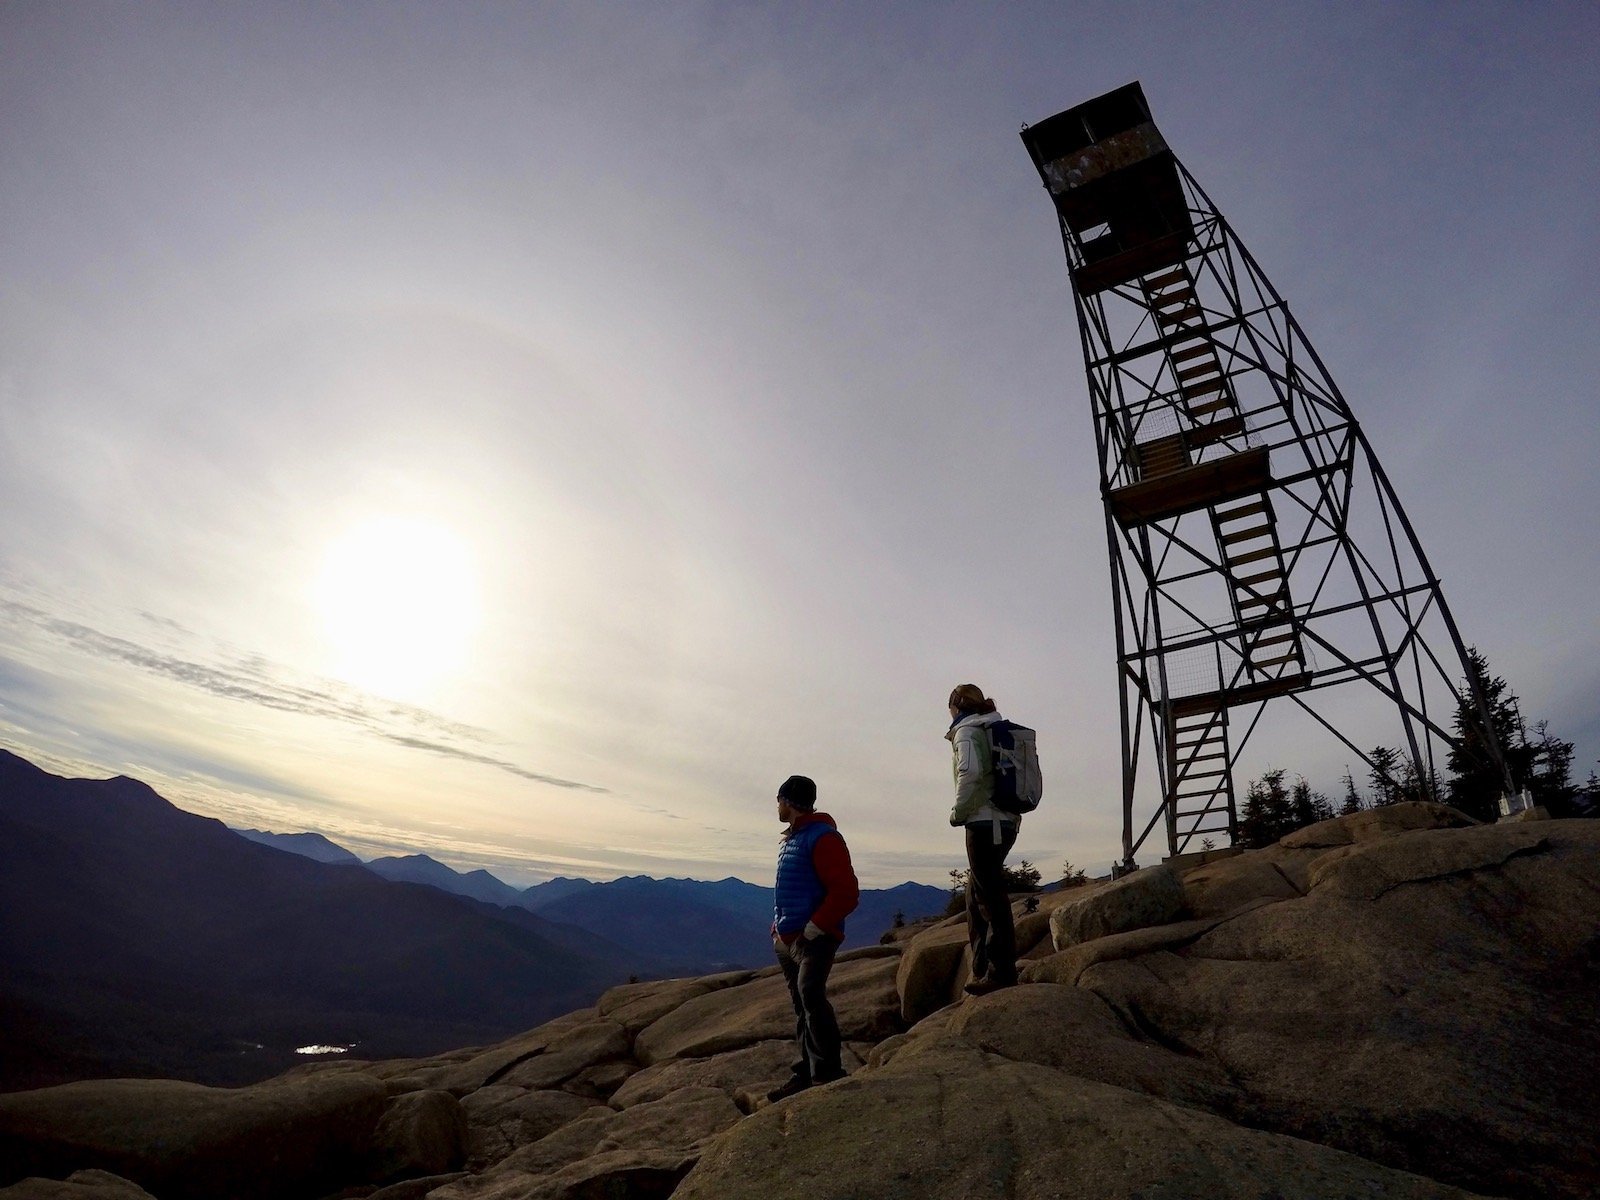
[314,516,479,698]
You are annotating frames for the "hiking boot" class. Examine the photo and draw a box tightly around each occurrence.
[962,974,1015,996]
[767,1074,813,1102]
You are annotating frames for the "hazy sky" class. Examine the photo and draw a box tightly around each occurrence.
[2,2,1596,888]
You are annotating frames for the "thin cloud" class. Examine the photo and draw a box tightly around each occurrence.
[0,598,607,794]
[382,735,603,792]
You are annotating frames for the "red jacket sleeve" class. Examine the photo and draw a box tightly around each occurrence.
[809,831,860,939]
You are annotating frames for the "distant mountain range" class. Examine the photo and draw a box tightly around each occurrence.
[234,827,361,865]
[0,750,645,1091]
[240,831,949,972]
[0,750,948,1093]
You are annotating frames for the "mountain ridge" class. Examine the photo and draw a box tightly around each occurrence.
[0,749,638,1090]
[242,823,949,971]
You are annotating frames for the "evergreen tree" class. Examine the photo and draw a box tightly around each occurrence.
[1398,759,1443,804]
[1290,777,1318,830]
[1238,768,1291,848]
[945,868,967,916]
[1059,861,1089,888]
[1367,746,1403,807]
[1004,860,1043,892]
[1237,784,1269,849]
[1527,720,1577,812]
[1446,647,1531,821]
[947,858,1043,915]
[1577,770,1600,818]
[1310,787,1336,823]
[1339,769,1363,816]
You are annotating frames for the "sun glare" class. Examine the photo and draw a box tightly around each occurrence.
[315,516,479,698]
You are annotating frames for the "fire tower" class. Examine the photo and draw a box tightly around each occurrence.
[1020,83,1514,870]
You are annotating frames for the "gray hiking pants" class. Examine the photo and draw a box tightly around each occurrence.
[776,933,842,1083]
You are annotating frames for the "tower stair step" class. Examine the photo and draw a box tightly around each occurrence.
[1143,266,1189,290]
[1250,651,1303,668]
[1152,287,1196,308]
[1169,341,1212,364]
[1187,397,1234,418]
[1238,591,1287,611]
[1221,524,1273,547]
[1224,545,1280,568]
[1232,566,1282,587]
[1180,376,1225,399]
[1247,630,1297,649]
[1190,414,1246,446]
[1215,499,1269,523]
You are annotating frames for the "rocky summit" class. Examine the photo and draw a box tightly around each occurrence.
[2,802,1596,1200]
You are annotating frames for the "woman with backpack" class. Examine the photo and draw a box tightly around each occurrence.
[947,683,1019,995]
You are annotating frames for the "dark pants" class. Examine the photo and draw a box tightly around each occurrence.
[776,934,842,1083]
[965,820,1019,985]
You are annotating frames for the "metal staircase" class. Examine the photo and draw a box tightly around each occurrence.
[1165,703,1234,848]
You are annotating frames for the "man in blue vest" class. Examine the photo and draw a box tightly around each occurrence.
[768,774,860,1102]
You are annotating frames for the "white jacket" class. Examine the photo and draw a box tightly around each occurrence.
[946,710,1017,829]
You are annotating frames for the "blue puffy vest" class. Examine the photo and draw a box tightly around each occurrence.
[774,820,836,936]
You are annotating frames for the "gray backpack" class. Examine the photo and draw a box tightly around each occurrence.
[987,720,1043,814]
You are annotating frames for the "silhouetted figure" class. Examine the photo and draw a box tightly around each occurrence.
[768,774,859,1101]
[947,684,1019,995]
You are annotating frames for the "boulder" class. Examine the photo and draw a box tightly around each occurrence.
[834,943,902,963]
[559,1059,635,1101]
[675,1036,1489,1199]
[364,1173,468,1200]
[1177,850,1304,917]
[1011,886,1088,957]
[459,1088,599,1170]
[866,1006,961,1069]
[892,920,972,1024]
[941,982,1242,1113]
[1245,840,1341,893]
[429,1010,601,1095]
[368,1090,466,1181]
[1050,861,1186,948]
[0,1172,157,1200]
[430,1086,741,1200]
[1503,803,1550,822]
[611,1040,796,1110]
[1076,820,1600,1198]
[595,971,756,1035]
[1022,913,1243,987]
[633,957,900,1065]
[0,1074,388,1200]
[1279,799,1477,848]
[481,1021,631,1093]
[1305,823,1549,900]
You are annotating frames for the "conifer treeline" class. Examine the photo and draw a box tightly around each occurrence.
[1234,648,1596,849]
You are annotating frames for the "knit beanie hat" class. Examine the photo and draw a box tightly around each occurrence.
[777,775,817,811]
